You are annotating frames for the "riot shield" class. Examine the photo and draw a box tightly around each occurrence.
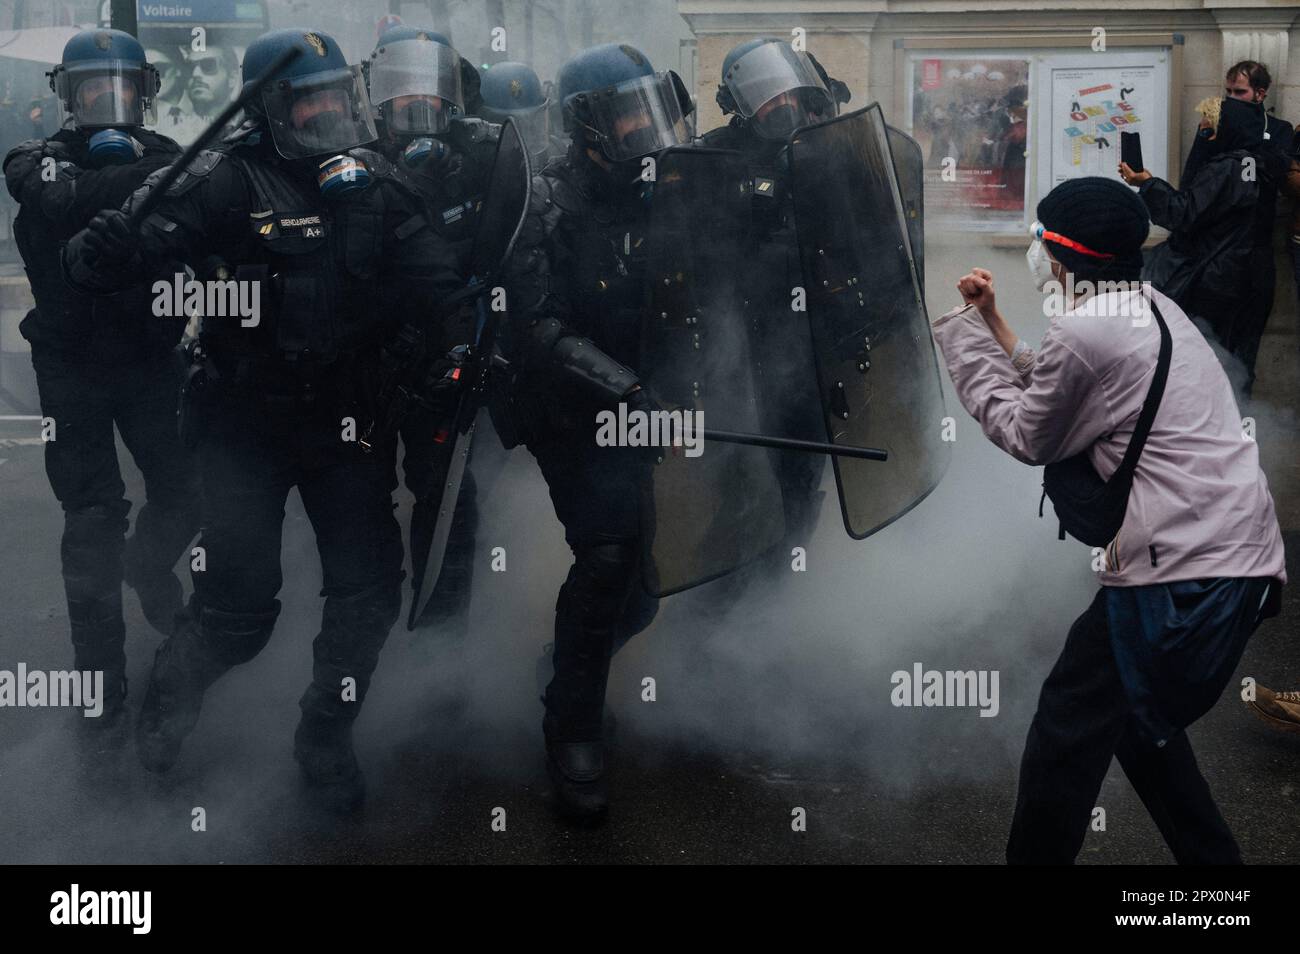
[886,124,925,295]
[469,118,532,283]
[407,118,531,628]
[637,147,786,597]
[789,104,948,540]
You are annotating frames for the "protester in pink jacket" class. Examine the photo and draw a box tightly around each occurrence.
[930,176,1285,864]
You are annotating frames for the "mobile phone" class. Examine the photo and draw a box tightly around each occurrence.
[1120,131,1144,174]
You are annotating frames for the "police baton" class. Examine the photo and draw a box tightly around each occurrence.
[128,46,302,230]
[701,428,887,461]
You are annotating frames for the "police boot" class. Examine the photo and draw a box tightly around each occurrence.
[542,542,635,821]
[136,599,278,773]
[123,500,198,637]
[294,580,401,813]
[69,593,129,750]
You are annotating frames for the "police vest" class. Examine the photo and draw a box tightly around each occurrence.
[200,147,404,368]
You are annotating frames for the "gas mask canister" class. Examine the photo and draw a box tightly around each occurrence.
[88,128,143,166]
[317,153,371,199]
[401,136,450,170]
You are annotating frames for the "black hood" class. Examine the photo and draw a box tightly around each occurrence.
[1213,97,1267,155]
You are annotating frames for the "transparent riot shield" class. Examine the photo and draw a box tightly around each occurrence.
[886,124,925,295]
[637,146,786,596]
[789,104,948,539]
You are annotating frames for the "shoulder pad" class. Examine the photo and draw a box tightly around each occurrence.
[137,129,182,154]
[3,139,44,174]
[537,165,584,216]
[699,126,737,150]
[129,162,177,214]
[513,173,566,250]
[349,146,395,180]
[164,149,225,196]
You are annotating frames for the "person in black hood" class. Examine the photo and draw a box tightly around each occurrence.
[1121,97,1267,354]
[1179,64,1290,392]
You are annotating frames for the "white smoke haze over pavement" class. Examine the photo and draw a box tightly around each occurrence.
[6,2,1294,863]
[0,240,1104,862]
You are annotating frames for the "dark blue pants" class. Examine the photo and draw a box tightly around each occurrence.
[1007,588,1242,865]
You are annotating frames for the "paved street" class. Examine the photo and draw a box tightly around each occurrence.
[0,248,1296,864]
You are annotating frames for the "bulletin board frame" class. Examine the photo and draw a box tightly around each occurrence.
[893,33,1184,242]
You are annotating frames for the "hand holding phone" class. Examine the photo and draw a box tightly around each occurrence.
[1120,131,1144,174]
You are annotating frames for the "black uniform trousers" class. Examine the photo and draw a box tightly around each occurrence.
[527,427,657,737]
[31,344,197,674]
[190,382,404,719]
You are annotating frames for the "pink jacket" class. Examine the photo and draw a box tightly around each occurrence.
[931,285,1286,587]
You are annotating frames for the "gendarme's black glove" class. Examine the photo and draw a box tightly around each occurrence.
[421,344,471,415]
[623,384,662,418]
[65,208,137,268]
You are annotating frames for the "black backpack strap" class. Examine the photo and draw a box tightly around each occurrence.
[1112,297,1172,484]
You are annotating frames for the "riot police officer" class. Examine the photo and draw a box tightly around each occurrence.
[478,61,553,168]
[366,26,495,635]
[63,28,463,809]
[701,37,851,554]
[3,29,197,739]
[498,42,693,819]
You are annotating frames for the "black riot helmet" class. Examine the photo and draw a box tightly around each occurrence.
[557,43,693,162]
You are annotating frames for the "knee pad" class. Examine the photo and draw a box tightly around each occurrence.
[195,598,280,667]
[621,586,659,641]
[319,579,402,658]
[562,540,639,622]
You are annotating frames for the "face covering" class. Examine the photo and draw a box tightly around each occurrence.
[1026,238,1056,291]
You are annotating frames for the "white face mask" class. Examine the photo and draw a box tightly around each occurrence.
[1026,238,1056,292]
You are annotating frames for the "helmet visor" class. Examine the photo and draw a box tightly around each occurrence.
[369,38,463,134]
[749,87,836,140]
[261,65,378,159]
[54,61,155,128]
[723,42,833,129]
[482,104,550,155]
[581,72,688,162]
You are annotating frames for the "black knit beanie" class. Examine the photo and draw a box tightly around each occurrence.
[1036,176,1150,282]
